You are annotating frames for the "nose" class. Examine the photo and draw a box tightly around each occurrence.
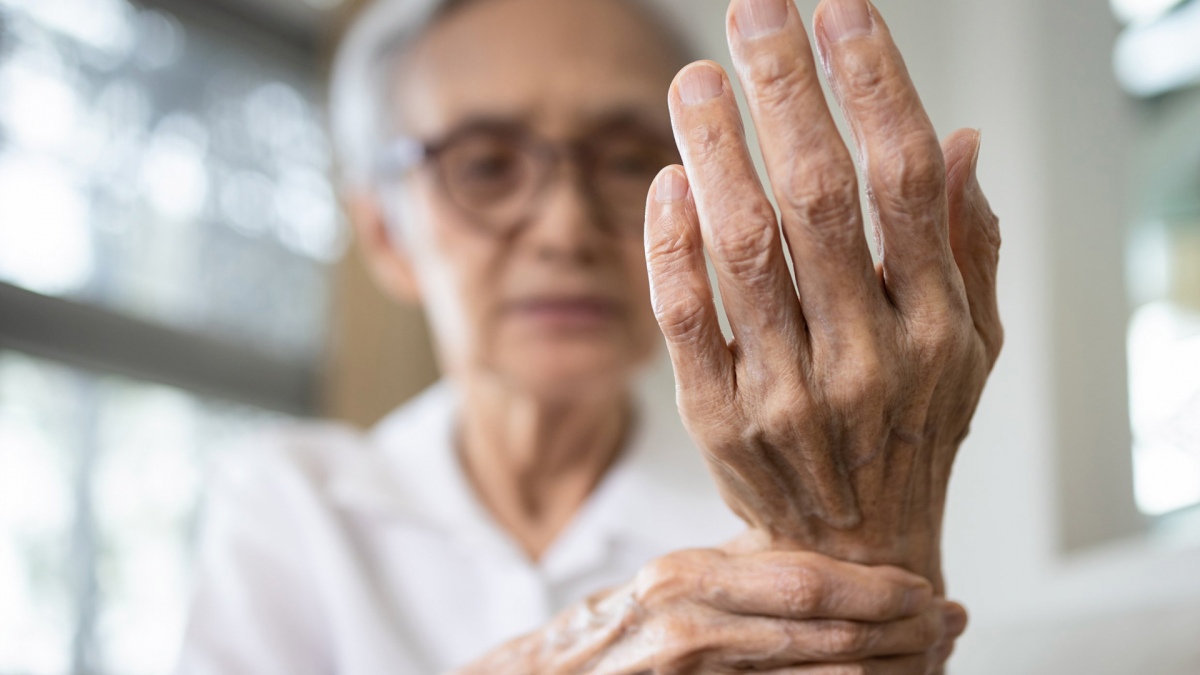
[519,163,614,265]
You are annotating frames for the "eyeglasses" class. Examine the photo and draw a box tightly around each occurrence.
[374,120,681,237]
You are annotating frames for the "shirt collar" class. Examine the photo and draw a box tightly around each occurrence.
[327,375,740,559]
[329,380,500,542]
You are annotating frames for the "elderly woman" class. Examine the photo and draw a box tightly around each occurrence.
[177,0,1001,672]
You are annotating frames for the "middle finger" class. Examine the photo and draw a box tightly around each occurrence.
[726,0,882,344]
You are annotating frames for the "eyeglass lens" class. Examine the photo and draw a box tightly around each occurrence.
[433,125,680,235]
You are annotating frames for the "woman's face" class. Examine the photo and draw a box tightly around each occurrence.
[381,0,684,398]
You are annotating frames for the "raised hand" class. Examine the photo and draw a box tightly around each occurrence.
[645,0,1002,589]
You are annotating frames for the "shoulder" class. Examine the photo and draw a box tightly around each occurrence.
[210,381,456,502]
[204,381,462,534]
[207,419,366,503]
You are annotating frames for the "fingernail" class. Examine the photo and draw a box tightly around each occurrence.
[823,0,873,42]
[679,64,724,105]
[904,584,933,615]
[969,129,983,180]
[943,607,968,636]
[656,167,688,203]
[736,0,789,40]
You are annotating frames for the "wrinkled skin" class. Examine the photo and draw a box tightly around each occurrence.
[456,535,967,674]
[355,0,995,670]
[644,0,1002,589]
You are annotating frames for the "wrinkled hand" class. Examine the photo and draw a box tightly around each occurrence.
[645,0,1002,587]
[455,540,967,674]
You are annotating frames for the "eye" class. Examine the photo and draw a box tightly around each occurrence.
[604,150,658,175]
[591,130,678,180]
[440,134,530,208]
[443,135,524,182]
[460,150,520,180]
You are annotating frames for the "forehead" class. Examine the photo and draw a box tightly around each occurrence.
[391,0,684,138]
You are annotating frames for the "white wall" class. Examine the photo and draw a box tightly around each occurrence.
[663,1,1200,672]
[940,0,1200,671]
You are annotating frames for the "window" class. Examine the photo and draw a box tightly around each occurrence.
[0,0,339,671]
[1126,134,1200,516]
[0,350,280,674]
[1114,0,1200,516]
[0,0,344,359]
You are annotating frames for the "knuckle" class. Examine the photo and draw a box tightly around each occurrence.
[635,551,704,606]
[839,49,888,100]
[907,290,964,325]
[749,53,821,110]
[646,216,695,266]
[759,392,815,435]
[871,141,946,211]
[836,50,917,130]
[710,212,779,283]
[781,171,861,240]
[823,621,874,657]
[646,226,714,346]
[780,560,827,615]
[684,121,738,164]
[653,290,710,345]
[826,348,888,407]
[913,323,969,365]
[971,193,1002,248]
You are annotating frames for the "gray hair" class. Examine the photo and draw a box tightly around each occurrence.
[328,0,701,190]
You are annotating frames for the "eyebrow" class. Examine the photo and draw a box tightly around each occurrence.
[433,105,672,142]
[579,106,673,134]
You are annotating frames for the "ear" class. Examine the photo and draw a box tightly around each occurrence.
[344,189,422,305]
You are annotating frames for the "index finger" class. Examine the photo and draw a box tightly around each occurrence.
[667,61,808,365]
[705,550,934,622]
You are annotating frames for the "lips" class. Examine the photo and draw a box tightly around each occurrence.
[504,296,621,327]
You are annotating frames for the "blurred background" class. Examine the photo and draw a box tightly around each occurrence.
[0,0,1197,673]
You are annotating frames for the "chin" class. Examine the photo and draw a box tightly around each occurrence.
[499,342,650,401]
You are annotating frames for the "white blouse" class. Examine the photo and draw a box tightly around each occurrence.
[175,380,744,674]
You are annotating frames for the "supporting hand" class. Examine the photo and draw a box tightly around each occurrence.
[454,541,967,674]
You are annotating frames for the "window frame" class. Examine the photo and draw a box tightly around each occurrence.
[0,281,318,416]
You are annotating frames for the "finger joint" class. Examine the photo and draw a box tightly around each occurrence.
[781,173,861,244]
[711,212,782,288]
[821,621,875,659]
[870,139,946,214]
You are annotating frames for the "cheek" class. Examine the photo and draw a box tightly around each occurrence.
[622,243,659,342]
[404,182,502,359]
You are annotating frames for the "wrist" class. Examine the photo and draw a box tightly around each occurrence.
[753,520,946,593]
